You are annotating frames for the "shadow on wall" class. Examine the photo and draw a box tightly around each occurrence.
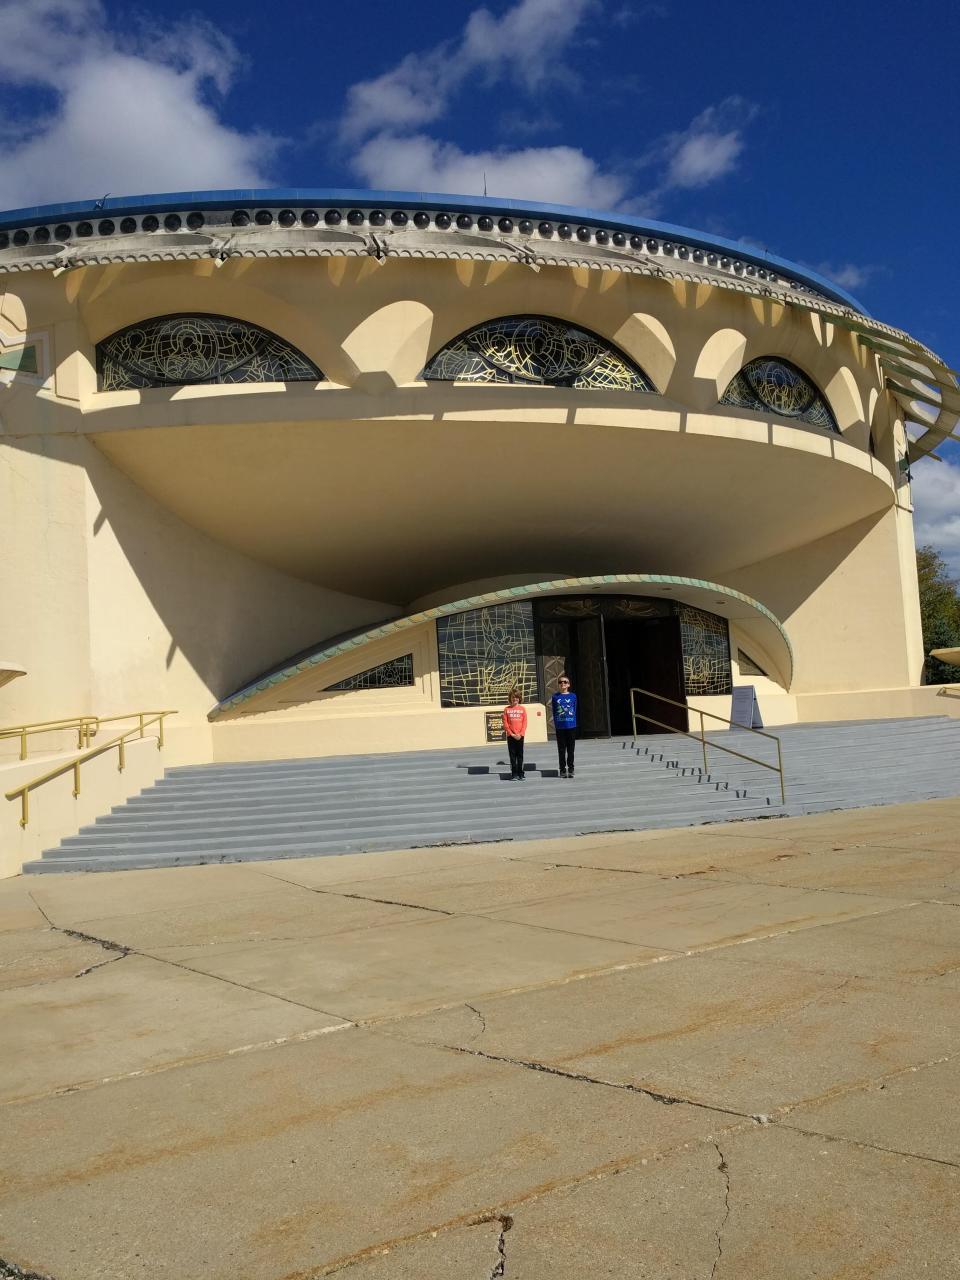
[4,433,395,713]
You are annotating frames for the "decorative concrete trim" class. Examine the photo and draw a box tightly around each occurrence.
[212,574,793,719]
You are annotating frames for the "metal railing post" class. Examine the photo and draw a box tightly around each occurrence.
[20,728,27,761]
[776,735,786,805]
[118,738,125,772]
[699,710,708,775]
[73,761,81,798]
[20,791,28,829]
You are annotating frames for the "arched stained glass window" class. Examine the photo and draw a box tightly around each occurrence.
[97,314,322,390]
[421,315,655,391]
[720,357,837,430]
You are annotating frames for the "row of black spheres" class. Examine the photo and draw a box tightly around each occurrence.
[0,208,782,282]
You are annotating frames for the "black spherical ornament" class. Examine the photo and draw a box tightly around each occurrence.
[595,229,609,245]
[538,222,554,237]
[98,219,116,235]
[255,209,273,225]
[54,224,72,241]
[720,256,731,269]
[519,219,533,234]
[757,268,767,279]
[33,226,50,243]
[692,248,704,263]
[391,211,408,226]
[324,209,342,225]
[369,209,386,226]
[498,217,514,233]
[557,223,573,238]
[142,215,159,232]
[663,242,675,255]
[413,211,430,228]
[76,221,93,237]
[646,238,659,252]
[347,209,364,225]
[576,226,591,242]
[706,253,718,266]
[0,233,8,249]
[477,215,493,231]
[163,214,181,232]
[612,231,626,247]
[456,213,473,229]
[231,210,250,227]
[186,212,205,230]
[733,260,744,273]
[435,212,452,229]
[677,245,689,259]
[12,229,28,246]
[745,264,756,275]
[278,209,297,227]
[301,209,319,227]
[120,218,137,234]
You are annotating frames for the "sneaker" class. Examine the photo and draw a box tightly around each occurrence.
[518,772,527,780]
[559,770,568,779]
[567,771,575,779]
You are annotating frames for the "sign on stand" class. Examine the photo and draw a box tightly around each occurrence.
[730,685,763,729]
[485,711,506,742]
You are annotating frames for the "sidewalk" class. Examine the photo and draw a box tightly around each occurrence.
[3,798,960,1278]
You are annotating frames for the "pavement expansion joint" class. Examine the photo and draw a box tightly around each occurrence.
[775,1124,960,1174]
[710,1142,732,1280]
[438,1041,750,1120]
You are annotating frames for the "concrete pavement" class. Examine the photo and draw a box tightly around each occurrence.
[2,798,960,1278]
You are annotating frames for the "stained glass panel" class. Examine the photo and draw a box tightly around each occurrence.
[97,314,322,390]
[422,316,655,391]
[678,605,732,696]
[324,654,414,692]
[437,602,537,707]
[720,357,837,431]
[737,650,769,679]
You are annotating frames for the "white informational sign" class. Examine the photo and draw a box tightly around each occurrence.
[730,685,763,729]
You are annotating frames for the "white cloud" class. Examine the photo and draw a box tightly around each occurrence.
[352,133,627,207]
[912,456,960,578]
[340,0,752,211]
[811,261,878,292]
[0,0,275,209]
[341,0,596,143]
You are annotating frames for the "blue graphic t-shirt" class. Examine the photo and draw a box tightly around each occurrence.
[551,691,578,730]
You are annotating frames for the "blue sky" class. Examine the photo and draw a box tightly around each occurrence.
[1,0,958,570]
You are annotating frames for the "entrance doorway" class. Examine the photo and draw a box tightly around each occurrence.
[535,598,688,737]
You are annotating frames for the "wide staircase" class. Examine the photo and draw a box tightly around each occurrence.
[21,715,960,873]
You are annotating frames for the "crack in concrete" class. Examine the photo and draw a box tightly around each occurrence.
[439,1043,750,1121]
[464,1004,487,1041]
[0,1257,55,1280]
[709,1143,731,1280]
[488,1214,513,1278]
[73,952,127,979]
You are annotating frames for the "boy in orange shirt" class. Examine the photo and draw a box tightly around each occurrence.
[502,688,528,780]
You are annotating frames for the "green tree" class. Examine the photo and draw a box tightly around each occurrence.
[916,545,960,684]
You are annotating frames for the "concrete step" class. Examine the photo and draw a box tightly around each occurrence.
[23,716,960,874]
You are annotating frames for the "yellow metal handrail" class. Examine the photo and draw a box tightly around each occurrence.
[629,686,786,806]
[0,715,100,760]
[5,710,177,828]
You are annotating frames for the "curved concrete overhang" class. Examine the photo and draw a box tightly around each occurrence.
[212,574,793,720]
[88,393,897,604]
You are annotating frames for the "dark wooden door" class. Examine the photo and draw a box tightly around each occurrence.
[604,617,687,735]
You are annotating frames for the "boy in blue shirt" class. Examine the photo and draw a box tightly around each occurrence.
[551,674,578,778]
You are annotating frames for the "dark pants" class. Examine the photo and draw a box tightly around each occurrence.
[507,735,525,777]
[556,727,576,774]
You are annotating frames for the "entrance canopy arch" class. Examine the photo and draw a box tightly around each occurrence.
[212,574,792,720]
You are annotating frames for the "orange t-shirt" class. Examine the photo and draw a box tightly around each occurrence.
[503,704,528,738]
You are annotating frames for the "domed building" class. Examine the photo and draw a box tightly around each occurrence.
[1,188,957,787]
